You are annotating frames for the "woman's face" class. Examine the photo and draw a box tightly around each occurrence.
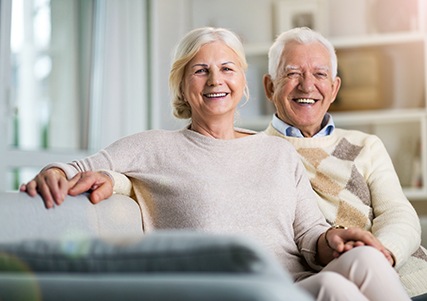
[182,41,246,124]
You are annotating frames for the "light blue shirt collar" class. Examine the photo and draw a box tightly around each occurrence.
[271,113,335,138]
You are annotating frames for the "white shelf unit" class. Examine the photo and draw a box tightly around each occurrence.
[235,0,427,200]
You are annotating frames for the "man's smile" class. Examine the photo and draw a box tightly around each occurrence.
[294,98,317,104]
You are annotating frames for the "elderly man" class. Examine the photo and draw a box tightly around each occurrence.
[263,27,427,299]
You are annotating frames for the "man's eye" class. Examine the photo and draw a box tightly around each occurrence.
[287,72,300,78]
[315,72,328,78]
[223,67,233,72]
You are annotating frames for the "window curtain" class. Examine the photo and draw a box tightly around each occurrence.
[89,0,148,150]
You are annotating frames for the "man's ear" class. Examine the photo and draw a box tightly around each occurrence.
[263,74,275,102]
[330,76,342,104]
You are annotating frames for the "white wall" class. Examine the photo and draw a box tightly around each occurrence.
[149,0,190,130]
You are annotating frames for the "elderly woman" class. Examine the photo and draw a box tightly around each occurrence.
[21,27,410,301]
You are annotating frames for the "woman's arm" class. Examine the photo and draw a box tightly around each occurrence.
[20,133,141,208]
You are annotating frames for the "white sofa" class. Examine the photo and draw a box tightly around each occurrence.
[0,191,313,301]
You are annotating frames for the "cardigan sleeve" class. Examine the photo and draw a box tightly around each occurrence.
[366,135,421,269]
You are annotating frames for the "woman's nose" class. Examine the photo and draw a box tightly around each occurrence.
[207,70,222,86]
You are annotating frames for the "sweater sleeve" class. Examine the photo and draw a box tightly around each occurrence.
[42,148,117,179]
[367,135,421,269]
[98,170,133,196]
[292,158,330,271]
[41,133,143,196]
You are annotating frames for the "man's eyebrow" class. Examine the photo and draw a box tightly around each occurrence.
[314,65,329,71]
[284,65,329,71]
[284,65,299,71]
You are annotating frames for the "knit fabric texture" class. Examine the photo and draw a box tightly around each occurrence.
[266,124,427,297]
[48,128,330,281]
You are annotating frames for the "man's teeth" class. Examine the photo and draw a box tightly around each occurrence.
[205,93,227,98]
[296,98,315,104]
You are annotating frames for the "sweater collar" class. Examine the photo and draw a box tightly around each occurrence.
[271,113,335,138]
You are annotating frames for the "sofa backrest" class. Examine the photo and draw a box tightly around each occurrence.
[0,192,144,242]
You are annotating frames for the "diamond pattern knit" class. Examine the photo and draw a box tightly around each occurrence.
[266,124,427,297]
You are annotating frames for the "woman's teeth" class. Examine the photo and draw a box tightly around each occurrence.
[205,93,227,98]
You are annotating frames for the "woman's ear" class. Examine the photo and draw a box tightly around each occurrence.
[263,74,275,102]
[179,86,186,102]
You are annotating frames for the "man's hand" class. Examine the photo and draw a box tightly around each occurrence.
[317,226,394,266]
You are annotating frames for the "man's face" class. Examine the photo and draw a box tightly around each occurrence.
[264,41,341,137]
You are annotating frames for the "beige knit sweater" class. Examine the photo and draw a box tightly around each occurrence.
[266,124,427,297]
[48,128,330,281]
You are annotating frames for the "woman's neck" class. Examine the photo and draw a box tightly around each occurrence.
[189,119,249,139]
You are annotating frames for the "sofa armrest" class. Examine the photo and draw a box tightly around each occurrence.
[0,231,314,301]
[0,192,143,242]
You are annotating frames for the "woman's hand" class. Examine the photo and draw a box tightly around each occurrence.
[68,171,114,204]
[20,169,113,209]
[20,167,69,208]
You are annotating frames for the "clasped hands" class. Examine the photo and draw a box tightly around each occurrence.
[320,225,396,267]
[20,168,114,209]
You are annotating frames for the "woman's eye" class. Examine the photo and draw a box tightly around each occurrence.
[195,68,208,74]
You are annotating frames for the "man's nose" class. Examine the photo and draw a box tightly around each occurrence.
[298,74,315,92]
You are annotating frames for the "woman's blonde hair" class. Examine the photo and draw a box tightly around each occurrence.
[169,27,249,119]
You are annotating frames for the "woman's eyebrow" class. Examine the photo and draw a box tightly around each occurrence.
[190,63,208,68]
[222,61,235,65]
[191,61,236,68]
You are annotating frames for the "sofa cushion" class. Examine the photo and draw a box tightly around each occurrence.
[0,231,286,277]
